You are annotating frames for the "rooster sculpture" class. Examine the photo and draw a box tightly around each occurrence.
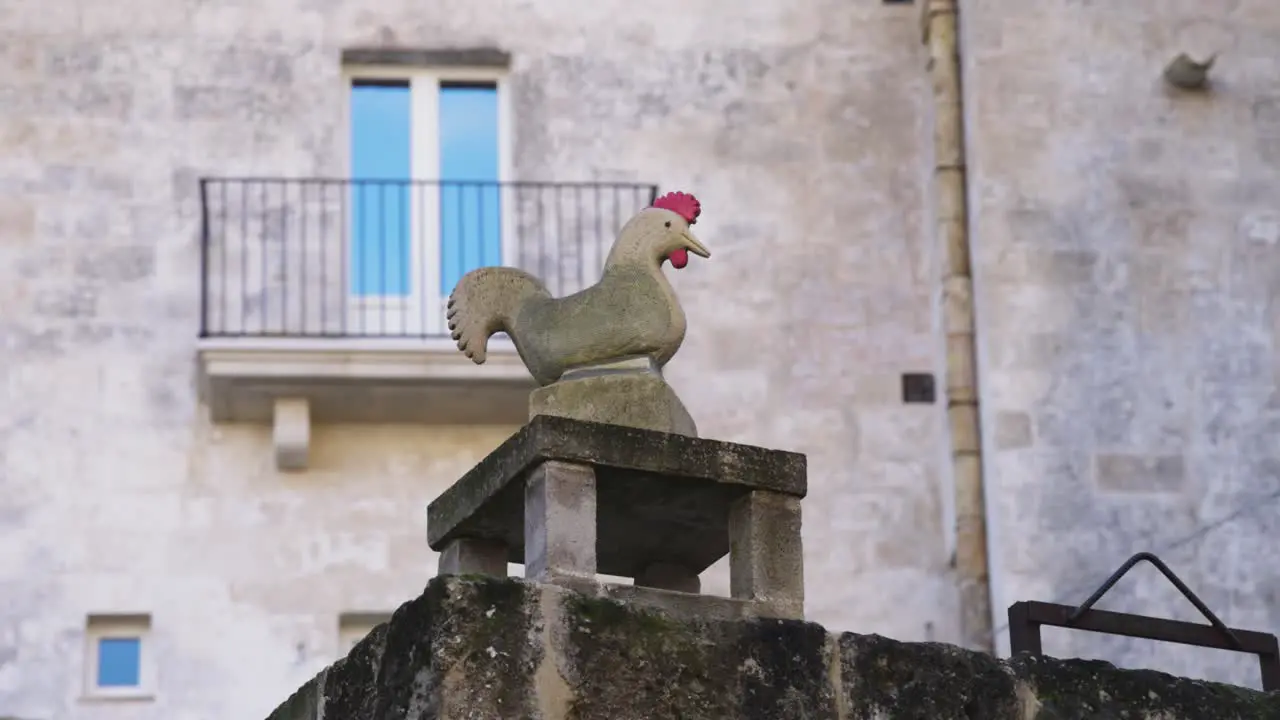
[446,192,710,388]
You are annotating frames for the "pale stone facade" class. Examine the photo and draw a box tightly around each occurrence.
[969,0,1280,689]
[0,0,1277,717]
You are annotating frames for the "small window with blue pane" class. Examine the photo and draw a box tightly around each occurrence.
[96,637,142,687]
[85,614,151,698]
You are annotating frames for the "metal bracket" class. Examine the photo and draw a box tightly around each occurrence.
[1007,552,1280,691]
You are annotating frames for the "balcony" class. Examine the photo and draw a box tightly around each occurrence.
[196,177,658,469]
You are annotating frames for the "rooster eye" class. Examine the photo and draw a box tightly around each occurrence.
[664,221,671,228]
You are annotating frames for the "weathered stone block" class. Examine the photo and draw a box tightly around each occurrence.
[46,83,134,120]
[993,410,1033,449]
[73,245,155,283]
[173,85,277,121]
[0,198,35,237]
[1095,453,1187,493]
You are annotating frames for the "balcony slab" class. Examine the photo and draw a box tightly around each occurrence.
[197,336,535,427]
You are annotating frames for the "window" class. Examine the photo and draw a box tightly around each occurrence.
[345,66,511,335]
[438,81,503,301]
[350,79,413,299]
[84,614,152,699]
[338,612,392,658]
[97,638,141,686]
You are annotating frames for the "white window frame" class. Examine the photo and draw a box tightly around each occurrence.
[341,65,515,336]
[338,612,392,658]
[82,614,154,701]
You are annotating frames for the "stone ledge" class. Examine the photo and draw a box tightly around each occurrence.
[266,576,1280,720]
[340,46,512,69]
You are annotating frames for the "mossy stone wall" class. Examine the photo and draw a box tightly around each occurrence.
[267,577,1278,720]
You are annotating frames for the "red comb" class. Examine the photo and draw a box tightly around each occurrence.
[651,192,701,225]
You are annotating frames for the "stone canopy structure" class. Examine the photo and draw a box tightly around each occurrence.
[425,415,806,617]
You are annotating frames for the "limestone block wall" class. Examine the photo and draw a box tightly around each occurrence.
[268,576,1280,720]
[965,0,1280,688]
[0,1,949,719]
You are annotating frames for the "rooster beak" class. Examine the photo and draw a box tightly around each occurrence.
[682,231,711,259]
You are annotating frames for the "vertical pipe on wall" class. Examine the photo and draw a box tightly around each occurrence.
[921,0,994,654]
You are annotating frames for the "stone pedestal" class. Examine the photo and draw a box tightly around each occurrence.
[427,415,808,619]
[528,356,698,437]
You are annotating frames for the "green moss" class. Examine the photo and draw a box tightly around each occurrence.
[840,633,1019,719]
[430,575,535,668]
[566,594,711,680]
[1009,655,1280,719]
[561,595,835,720]
[428,576,541,717]
[562,594,732,718]
[568,594,681,636]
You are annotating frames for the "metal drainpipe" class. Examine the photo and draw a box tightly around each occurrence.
[921,0,994,653]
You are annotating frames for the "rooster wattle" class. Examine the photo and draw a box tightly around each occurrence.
[446,191,710,387]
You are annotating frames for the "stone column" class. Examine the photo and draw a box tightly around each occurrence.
[524,460,597,582]
[728,491,804,619]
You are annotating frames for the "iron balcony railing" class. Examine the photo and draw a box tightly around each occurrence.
[199,178,660,338]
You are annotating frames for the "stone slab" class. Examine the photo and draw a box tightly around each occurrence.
[426,415,806,578]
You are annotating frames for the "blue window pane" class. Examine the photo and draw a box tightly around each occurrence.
[439,83,502,296]
[97,638,141,687]
[350,81,412,297]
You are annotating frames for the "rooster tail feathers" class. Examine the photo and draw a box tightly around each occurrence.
[446,267,548,364]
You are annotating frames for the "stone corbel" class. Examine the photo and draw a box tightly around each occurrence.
[273,397,311,471]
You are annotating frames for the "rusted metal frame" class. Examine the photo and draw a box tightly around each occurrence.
[1007,552,1280,691]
